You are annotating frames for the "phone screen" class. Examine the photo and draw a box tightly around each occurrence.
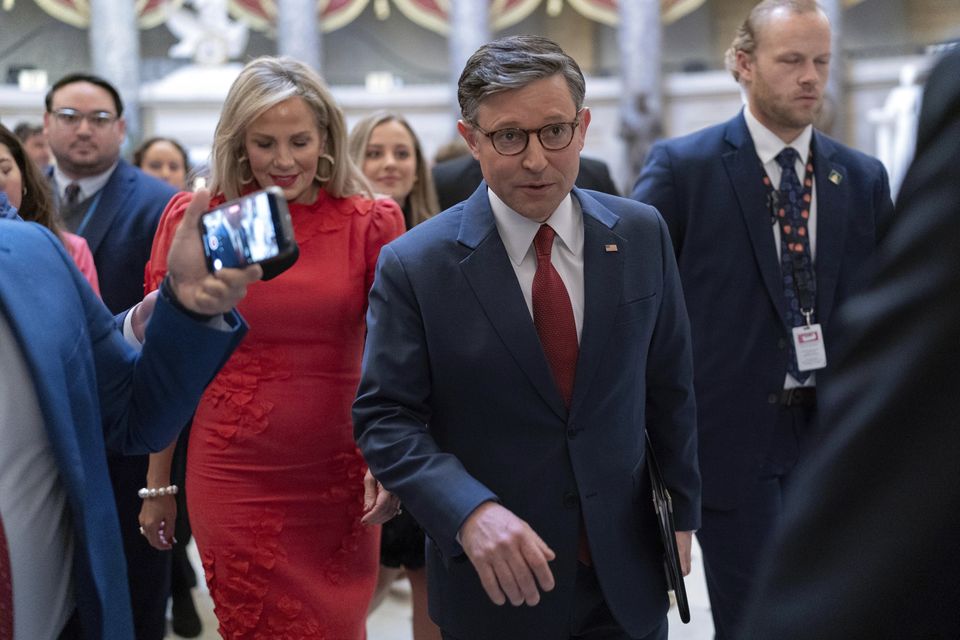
[200,188,292,272]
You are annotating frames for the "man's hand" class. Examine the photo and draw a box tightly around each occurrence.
[361,469,401,525]
[676,530,693,576]
[459,502,556,607]
[165,189,262,316]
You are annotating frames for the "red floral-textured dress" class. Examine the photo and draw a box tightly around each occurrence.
[145,188,404,639]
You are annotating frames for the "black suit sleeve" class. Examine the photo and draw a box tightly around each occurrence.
[743,50,960,639]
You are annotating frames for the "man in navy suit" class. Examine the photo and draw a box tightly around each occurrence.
[743,47,960,640]
[44,72,179,639]
[0,190,259,639]
[355,36,700,640]
[631,1,893,637]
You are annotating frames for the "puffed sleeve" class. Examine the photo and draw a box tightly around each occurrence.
[143,191,195,294]
[364,196,405,295]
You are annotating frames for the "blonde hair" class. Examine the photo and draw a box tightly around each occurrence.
[210,56,371,200]
[348,111,439,228]
[725,0,826,82]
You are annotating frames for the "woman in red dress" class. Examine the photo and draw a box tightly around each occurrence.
[139,56,404,638]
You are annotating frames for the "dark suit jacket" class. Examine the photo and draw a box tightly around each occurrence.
[433,154,619,211]
[52,159,177,314]
[632,112,894,509]
[354,186,700,639]
[0,220,245,639]
[743,49,960,639]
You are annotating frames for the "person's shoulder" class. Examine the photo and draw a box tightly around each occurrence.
[654,117,731,154]
[578,189,663,228]
[0,219,72,264]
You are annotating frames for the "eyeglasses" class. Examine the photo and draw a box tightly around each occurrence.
[470,110,582,156]
[50,108,118,129]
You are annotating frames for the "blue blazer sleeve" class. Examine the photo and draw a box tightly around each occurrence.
[354,244,498,559]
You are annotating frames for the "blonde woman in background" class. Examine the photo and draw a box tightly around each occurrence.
[350,111,440,640]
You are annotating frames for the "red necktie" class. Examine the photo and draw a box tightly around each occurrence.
[532,224,579,407]
[532,226,591,563]
[0,514,12,639]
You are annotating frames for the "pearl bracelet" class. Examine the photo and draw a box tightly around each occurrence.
[137,485,179,499]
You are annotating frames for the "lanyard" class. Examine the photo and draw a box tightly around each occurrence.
[764,152,817,323]
[74,189,105,237]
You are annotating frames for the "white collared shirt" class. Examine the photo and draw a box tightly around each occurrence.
[744,108,818,388]
[54,162,118,203]
[743,107,818,260]
[488,188,585,342]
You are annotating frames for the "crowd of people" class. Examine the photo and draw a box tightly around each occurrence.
[1,0,958,639]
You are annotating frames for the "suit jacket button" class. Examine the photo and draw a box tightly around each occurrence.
[563,492,578,508]
[768,393,779,404]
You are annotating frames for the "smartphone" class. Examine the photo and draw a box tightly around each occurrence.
[199,186,298,279]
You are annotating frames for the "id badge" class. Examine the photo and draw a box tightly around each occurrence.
[792,323,827,371]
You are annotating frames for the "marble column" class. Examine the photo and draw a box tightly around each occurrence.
[821,0,844,139]
[617,0,663,191]
[88,0,141,145]
[278,0,322,72]
[447,0,491,118]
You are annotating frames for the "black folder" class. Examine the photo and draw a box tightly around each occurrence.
[645,432,691,623]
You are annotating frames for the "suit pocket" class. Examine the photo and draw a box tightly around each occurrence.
[615,292,657,325]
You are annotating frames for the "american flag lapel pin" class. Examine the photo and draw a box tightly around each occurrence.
[604,244,618,252]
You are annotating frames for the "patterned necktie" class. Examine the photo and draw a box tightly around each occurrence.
[0,513,13,640]
[775,147,816,383]
[64,182,81,207]
[532,224,579,407]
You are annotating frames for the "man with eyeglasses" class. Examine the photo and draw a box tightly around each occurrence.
[43,73,178,640]
[354,35,700,640]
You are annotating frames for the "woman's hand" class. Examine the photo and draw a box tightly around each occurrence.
[361,469,402,526]
[138,495,177,551]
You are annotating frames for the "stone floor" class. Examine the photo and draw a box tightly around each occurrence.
[173,539,715,639]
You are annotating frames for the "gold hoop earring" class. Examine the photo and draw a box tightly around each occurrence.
[238,154,255,185]
[315,153,335,184]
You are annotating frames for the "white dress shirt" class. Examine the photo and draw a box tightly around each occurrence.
[488,188,585,342]
[53,162,117,204]
[744,108,818,388]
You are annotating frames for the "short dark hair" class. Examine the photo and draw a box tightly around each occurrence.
[13,122,43,142]
[457,35,586,125]
[45,73,124,116]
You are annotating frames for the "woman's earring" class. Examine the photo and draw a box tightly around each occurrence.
[238,154,255,185]
[315,153,335,183]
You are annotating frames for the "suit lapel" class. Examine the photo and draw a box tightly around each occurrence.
[811,131,846,326]
[722,114,790,329]
[81,161,130,254]
[457,186,568,419]
[569,191,623,418]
